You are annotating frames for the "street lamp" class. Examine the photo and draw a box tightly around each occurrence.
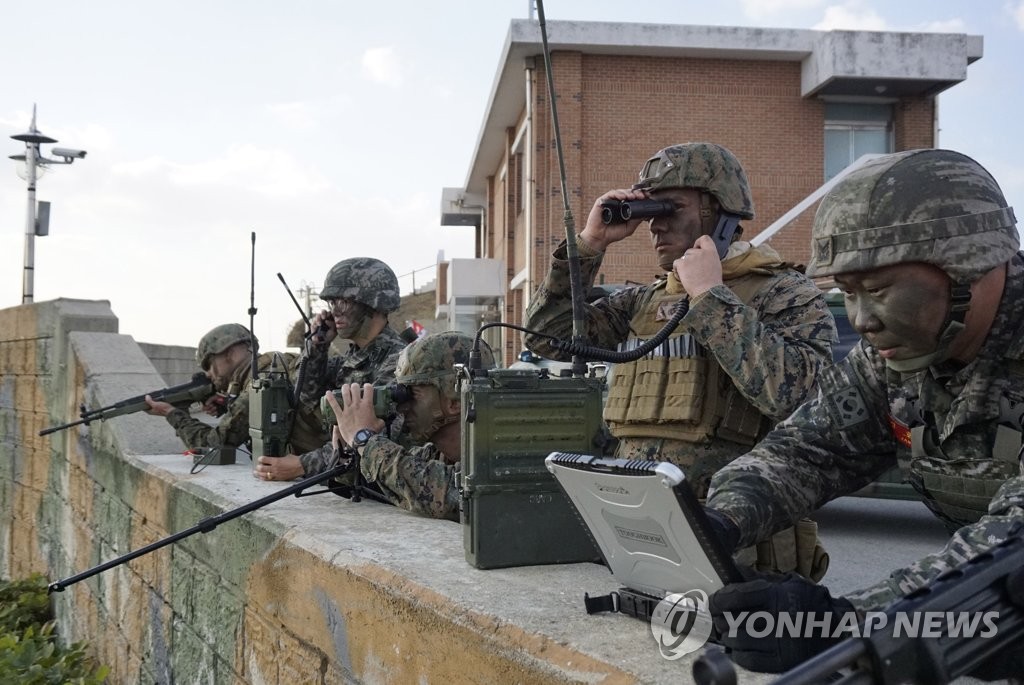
[9,104,87,304]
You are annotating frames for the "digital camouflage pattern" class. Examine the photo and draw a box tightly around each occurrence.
[195,323,256,371]
[708,267,1024,610]
[320,257,401,313]
[295,324,407,476]
[395,331,496,401]
[359,331,498,519]
[807,149,1019,286]
[525,238,836,482]
[633,142,755,220]
[165,351,327,454]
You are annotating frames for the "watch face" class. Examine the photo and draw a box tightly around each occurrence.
[354,428,376,447]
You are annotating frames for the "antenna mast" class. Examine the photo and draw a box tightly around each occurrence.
[536,0,588,377]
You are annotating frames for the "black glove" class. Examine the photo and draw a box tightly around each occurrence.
[703,507,741,555]
[709,572,856,673]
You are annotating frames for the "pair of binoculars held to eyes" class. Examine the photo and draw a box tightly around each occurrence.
[320,383,413,426]
[600,199,676,225]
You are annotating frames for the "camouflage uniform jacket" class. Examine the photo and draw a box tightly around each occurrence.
[296,325,407,476]
[358,434,458,521]
[707,253,1024,611]
[524,237,836,493]
[166,351,321,452]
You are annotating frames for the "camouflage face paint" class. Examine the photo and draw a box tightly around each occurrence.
[836,262,951,363]
[648,188,705,271]
[401,384,448,442]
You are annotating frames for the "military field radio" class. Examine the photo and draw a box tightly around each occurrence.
[459,0,742,570]
[247,232,294,458]
[458,0,606,570]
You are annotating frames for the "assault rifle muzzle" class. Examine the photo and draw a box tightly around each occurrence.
[600,199,675,225]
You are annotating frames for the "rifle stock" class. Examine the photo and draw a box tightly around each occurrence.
[776,532,1024,685]
[40,372,215,436]
[692,531,1024,685]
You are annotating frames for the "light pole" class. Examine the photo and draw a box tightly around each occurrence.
[9,104,87,304]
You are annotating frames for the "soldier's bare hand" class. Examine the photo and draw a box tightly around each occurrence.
[144,394,174,417]
[326,385,384,446]
[580,189,649,252]
[311,310,337,345]
[255,454,303,482]
[673,234,724,298]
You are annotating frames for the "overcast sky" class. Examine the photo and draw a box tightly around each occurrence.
[3,0,1022,354]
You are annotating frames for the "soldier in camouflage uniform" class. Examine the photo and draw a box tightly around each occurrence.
[145,323,327,456]
[525,142,836,580]
[324,331,497,520]
[255,258,408,482]
[705,149,1024,677]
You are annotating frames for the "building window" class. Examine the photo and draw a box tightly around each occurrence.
[824,103,893,180]
[514,152,525,217]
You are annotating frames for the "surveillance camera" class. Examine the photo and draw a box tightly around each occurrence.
[51,147,87,159]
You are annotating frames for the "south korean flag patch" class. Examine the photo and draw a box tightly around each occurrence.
[829,385,869,428]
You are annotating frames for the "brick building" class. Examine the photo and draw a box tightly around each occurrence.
[440,20,982,363]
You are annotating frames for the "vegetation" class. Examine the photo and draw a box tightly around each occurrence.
[0,574,109,684]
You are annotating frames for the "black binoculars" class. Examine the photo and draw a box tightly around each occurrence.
[600,199,676,225]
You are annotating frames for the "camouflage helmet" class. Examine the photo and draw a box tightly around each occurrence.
[320,258,400,313]
[807,149,1018,284]
[395,331,496,400]
[196,323,257,371]
[633,142,755,220]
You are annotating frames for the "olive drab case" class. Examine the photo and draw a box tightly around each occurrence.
[459,367,605,569]
[249,354,294,458]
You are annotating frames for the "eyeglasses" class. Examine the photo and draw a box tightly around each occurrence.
[325,297,357,314]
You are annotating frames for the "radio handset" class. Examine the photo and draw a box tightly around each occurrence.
[709,212,742,260]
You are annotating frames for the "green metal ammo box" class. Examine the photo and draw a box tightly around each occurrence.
[460,368,605,569]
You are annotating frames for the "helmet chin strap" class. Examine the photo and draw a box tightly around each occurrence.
[409,399,459,442]
[885,283,972,373]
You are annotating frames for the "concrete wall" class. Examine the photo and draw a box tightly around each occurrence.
[138,342,201,386]
[0,299,771,684]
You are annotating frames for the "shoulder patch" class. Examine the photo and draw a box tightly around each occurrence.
[828,385,869,428]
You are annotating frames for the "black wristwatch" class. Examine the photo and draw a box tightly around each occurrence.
[352,428,378,448]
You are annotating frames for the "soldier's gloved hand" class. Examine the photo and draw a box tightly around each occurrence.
[709,573,855,673]
[703,507,741,555]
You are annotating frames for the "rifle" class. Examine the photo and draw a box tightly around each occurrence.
[693,530,1024,685]
[39,372,215,437]
[48,459,354,594]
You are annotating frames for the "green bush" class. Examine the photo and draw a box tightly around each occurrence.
[0,574,109,684]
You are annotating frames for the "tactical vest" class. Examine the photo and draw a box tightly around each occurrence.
[892,361,1024,528]
[603,272,775,446]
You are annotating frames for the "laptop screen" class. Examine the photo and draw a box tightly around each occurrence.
[546,452,741,598]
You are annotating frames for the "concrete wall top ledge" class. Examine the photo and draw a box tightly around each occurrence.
[114,452,770,683]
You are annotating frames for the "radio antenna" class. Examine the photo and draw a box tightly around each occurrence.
[277,272,312,330]
[536,0,587,377]
[248,231,258,381]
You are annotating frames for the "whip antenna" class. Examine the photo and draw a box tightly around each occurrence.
[248,231,258,380]
[536,0,587,377]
